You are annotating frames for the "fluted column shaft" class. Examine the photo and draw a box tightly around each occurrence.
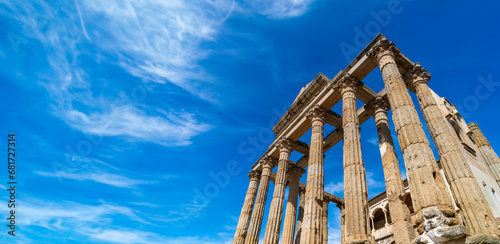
[372,97,416,243]
[369,40,454,217]
[282,167,305,244]
[245,159,274,244]
[233,171,261,244]
[263,139,293,244]
[300,105,326,244]
[411,67,496,235]
[295,187,306,244]
[322,200,329,244]
[340,76,371,244]
[468,122,500,185]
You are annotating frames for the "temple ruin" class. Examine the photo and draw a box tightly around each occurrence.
[232,34,500,244]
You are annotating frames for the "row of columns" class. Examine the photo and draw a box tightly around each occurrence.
[368,37,497,241]
[234,36,499,243]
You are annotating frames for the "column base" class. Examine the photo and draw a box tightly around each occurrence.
[414,206,466,244]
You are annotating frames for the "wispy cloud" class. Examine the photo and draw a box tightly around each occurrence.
[366,171,384,189]
[328,226,342,244]
[240,0,316,19]
[16,198,147,228]
[64,105,211,146]
[401,167,407,179]
[2,0,233,145]
[367,137,379,146]
[34,170,154,188]
[325,181,344,195]
[1,197,231,244]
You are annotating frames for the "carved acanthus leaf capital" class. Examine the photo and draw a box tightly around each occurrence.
[276,137,293,153]
[339,74,361,96]
[374,95,390,112]
[259,155,275,169]
[248,170,261,180]
[406,63,431,90]
[306,104,326,125]
[366,36,400,60]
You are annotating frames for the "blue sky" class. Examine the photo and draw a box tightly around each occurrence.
[1,0,500,243]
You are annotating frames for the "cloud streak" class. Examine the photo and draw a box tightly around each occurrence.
[34,170,154,188]
[240,0,316,19]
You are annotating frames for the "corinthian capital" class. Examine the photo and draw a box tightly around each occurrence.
[306,104,326,125]
[374,95,389,111]
[276,137,293,153]
[367,36,400,59]
[406,63,431,91]
[259,155,275,169]
[339,74,361,96]
[248,170,261,180]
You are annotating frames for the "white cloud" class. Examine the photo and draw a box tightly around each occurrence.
[34,170,154,188]
[241,0,316,19]
[3,0,230,145]
[63,105,211,146]
[367,137,379,146]
[325,181,344,195]
[325,171,384,196]
[16,198,147,229]
[78,0,235,98]
[328,226,342,244]
[0,197,232,244]
[3,0,316,146]
[401,167,407,180]
[366,171,384,189]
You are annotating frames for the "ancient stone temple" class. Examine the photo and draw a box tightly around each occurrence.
[232,34,500,244]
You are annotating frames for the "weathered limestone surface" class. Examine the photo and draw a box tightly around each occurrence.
[323,199,329,244]
[282,167,306,244]
[468,122,500,185]
[371,96,416,244]
[368,37,464,242]
[409,64,497,237]
[245,158,274,244]
[233,170,261,244]
[340,76,371,244]
[415,207,466,244]
[264,138,293,244]
[301,105,326,244]
[295,187,306,244]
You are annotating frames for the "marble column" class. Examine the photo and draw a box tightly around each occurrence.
[233,170,261,244]
[295,187,306,244]
[340,75,371,244]
[337,204,346,244]
[245,157,274,244]
[282,167,305,244]
[409,64,497,236]
[368,37,464,242]
[371,96,416,243]
[322,199,329,244]
[468,122,500,185]
[300,105,326,244]
[263,138,293,244]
